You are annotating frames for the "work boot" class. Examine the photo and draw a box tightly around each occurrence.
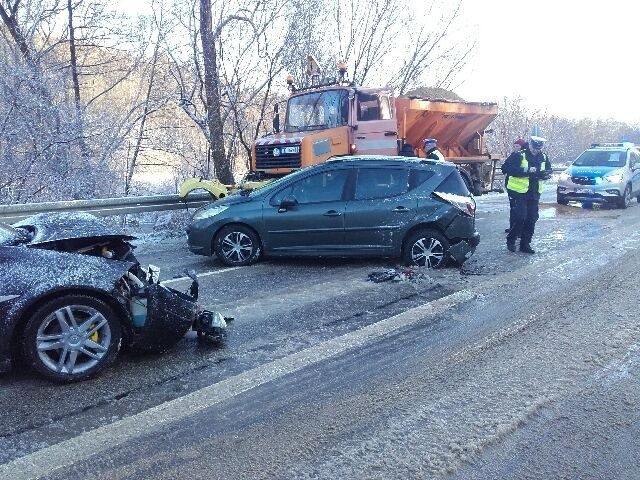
[507,241,516,252]
[519,244,535,254]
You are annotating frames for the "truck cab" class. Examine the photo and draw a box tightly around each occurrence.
[251,85,398,179]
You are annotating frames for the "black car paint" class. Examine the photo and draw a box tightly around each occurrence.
[0,213,197,375]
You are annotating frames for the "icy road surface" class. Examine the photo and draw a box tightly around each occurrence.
[2,186,640,479]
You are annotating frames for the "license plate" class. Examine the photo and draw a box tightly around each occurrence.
[576,188,593,194]
[272,145,299,156]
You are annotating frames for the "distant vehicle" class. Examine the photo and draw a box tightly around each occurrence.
[186,155,480,268]
[557,142,640,208]
[0,212,228,383]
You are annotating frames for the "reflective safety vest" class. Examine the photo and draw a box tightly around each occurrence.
[507,151,547,193]
[427,148,445,162]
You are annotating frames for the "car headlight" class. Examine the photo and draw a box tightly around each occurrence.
[558,171,571,181]
[192,205,229,221]
[603,172,624,183]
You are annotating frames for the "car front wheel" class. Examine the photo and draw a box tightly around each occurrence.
[214,224,262,266]
[557,194,569,205]
[402,229,450,268]
[22,295,122,382]
[617,185,631,209]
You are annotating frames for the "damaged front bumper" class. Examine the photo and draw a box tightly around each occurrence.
[128,283,197,352]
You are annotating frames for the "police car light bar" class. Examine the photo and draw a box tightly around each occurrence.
[590,142,635,148]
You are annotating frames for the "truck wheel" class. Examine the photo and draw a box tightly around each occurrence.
[22,295,122,382]
[214,224,262,266]
[402,229,450,268]
[472,180,483,196]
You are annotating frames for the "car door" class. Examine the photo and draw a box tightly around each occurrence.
[262,169,350,253]
[343,166,414,251]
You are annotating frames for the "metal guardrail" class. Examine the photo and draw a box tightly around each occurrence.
[0,168,566,224]
[0,193,213,224]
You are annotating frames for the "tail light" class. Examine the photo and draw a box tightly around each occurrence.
[350,143,357,154]
[433,191,476,217]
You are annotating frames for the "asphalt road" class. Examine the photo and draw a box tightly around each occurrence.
[2,186,640,479]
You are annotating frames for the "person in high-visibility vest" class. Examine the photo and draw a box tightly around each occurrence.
[501,134,552,253]
[503,138,528,233]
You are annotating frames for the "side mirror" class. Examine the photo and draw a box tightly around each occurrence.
[272,103,280,133]
[278,196,298,212]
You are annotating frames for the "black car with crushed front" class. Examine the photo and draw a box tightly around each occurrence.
[0,212,228,382]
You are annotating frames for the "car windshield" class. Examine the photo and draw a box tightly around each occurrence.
[284,89,349,133]
[0,223,29,246]
[573,149,626,167]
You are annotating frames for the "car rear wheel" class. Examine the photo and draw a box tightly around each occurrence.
[22,295,122,382]
[402,229,450,268]
[214,224,261,266]
[617,185,631,209]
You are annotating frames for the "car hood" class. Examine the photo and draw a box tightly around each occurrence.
[211,194,254,208]
[11,212,136,247]
[568,166,618,177]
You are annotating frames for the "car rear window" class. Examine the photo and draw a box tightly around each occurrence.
[436,170,470,195]
[408,169,435,190]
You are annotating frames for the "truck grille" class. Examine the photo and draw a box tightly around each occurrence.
[255,143,301,170]
[571,176,596,185]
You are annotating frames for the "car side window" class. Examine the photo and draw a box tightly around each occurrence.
[270,170,349,206]
[354,168,409,200]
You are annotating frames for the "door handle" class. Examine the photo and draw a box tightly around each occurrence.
[356,136,366,139]
[323,210,342,216]
[392,206,410,212]
[384,131,398,136]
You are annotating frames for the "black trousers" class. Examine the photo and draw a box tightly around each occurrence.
[506,191,540,246]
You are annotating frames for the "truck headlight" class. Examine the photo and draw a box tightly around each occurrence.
[192,205,229,221]
[603,172,624,183]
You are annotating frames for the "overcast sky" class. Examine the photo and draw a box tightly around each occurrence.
[456,0,638,124]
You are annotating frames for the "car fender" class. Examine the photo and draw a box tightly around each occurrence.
[0,247,134,354]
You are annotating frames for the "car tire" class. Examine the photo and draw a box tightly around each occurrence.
[214,224,262,266]
[402,229,450,268]
[22,295,122,382]
[557,194,569,205]
[617,185,631,209]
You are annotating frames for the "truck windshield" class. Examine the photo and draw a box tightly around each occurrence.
[285,90,348,132]
[573,150,626,167]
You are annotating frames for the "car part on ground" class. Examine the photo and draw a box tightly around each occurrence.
[0,212,229,382]
[187,155,480,268]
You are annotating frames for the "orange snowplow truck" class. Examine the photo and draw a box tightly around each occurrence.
[250,67,502,195]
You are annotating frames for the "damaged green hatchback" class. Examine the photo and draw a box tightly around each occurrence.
[187,155,480,268]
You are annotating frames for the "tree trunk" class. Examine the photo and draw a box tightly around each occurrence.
[67,0,91,159]
[199,0,234,184]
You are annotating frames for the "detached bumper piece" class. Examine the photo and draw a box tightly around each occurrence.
[448,238,477,265]
[129,284,196,352]
[194,310,231,342]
